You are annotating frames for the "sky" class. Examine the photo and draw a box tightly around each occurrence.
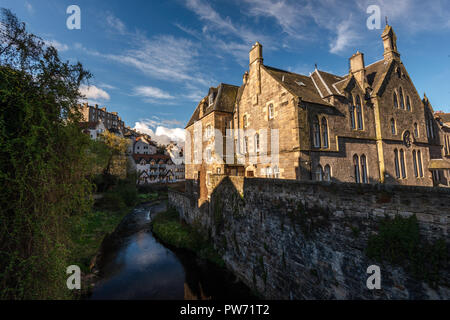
[2,0,450,144]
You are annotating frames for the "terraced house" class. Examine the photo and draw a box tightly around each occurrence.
[185,24,450,192]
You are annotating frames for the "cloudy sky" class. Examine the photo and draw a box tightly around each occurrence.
[2,0,450,144]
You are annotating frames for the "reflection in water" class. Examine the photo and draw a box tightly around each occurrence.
[90,203,255,300]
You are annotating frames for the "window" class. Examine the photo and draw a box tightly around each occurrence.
[412,150,418,177]
[313,118,321,148]
[349,103,356,129]
[321,117,329,148]
[254,133,260,153]
[432,170,440,182]
[353,155,361,183]
[417,150,423,177]
[316,165,323,181]
[243,115,248,128]
[268,103,274,119]
[217,168,221,174]
[360,155,368,183]
[356,95,363,130]
[394,149,400,178]
[206,125,212,138]
[414,123,419,138]
[324,165,331,182]
[399,87,405,109]
[208,93,215,106]
[391,118,396,135]
[400,149,406,178]
[393,92,398,108]
[406,96,411,111]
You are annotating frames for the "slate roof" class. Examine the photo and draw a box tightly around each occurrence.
[186,83,239,128]
[263,65,333,106]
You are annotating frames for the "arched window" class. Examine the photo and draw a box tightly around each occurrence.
[321,117,329,148]
[399,87,405,109]
[406,96,411,111]
[313,117,321,148]
[414,123,419,138]
[393,92,398,108]
[417,150,423,177]
[349,103,356,129]
[254,133,260,153]
[268,103,274,119]
[316,165,323,181]
[360,155,368,183]
[391,118,396,134]
[355,95,363,130]
[412,150,418,177]
[400,149,406,178]
[394,149,400,178]
[353,155,360,183]
[324,165,331,182]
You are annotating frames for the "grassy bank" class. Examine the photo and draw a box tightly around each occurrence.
[152,208,224,267]
[69,186,165,274]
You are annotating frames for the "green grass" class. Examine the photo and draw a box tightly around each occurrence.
[152,208,225,267]
[69,207,131,273]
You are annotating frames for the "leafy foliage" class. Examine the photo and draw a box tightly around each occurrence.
[0,9,93,299]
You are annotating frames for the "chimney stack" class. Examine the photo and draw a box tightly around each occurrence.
[349,51,366,88]
[249,42,263,67]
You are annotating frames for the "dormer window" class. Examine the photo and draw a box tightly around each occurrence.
[208,92,215,106]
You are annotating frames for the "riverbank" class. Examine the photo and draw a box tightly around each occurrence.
[69,189,166,297]
[151,207,225,268]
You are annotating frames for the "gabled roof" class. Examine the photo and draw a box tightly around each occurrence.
[186,83,239,128]
[262,65,333,106]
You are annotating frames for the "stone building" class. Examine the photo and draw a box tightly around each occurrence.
[185,24,450,193]
[80,103,125,132]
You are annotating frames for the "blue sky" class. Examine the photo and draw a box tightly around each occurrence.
[2,0,450,143]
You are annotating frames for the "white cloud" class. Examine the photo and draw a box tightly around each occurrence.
[133,86,174,100]
[105,13,127,34]
[134,119,186,146]
[45,40,69,52]
[330,19,359,54]
[79,85,110,101]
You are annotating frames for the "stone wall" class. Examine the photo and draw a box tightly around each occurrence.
[169,177,450,299]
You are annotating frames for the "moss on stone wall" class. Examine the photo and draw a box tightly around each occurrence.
[366,214,448,287]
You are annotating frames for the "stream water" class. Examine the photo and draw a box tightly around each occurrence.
[89,202,255,300]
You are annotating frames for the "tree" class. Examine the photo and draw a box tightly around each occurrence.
[99,130,130,176]
[0,9,92,299]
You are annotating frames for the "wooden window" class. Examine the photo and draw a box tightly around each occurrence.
[321,117,329,148]
[399,87,405,109]
[349,103,356,129]
[313,118,321,148]
[393,92,398,108]
[394,149,400,178]
[413,150,418,177]
[361,155,368,183]
[400,149,406,178]
[353,155,360,183]
[417,150,423,177]
[356,95,363,130]
[391,118,396,135]
[316,165,323,181]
